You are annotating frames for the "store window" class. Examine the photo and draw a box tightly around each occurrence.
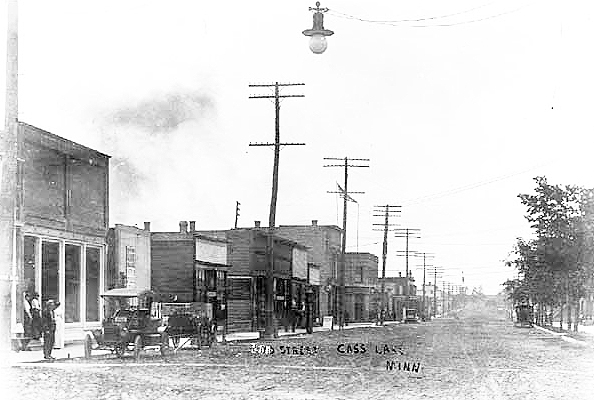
[86,247,100,322]
[41,241,59,304]
[23,236,36,294]
[196,269,206,302]
[65,244,81,323]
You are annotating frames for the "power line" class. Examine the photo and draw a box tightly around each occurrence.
[328,1,498,24]
[328,1,533,28]
[400,162,549,207]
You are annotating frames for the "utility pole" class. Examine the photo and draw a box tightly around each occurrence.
[249,82,305,339]
[394,228,420,298]
[325,157,369,330]
[0,0,18,356]
[234,201,240,229]
[416,253,434,320]
[442,281,446,315]
[427,267,443,318]
[372,205,400,325]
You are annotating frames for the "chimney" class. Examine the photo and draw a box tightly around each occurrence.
[312,220,318,226]
[179,221,188,233]
[189,221,196,233]
[254,221,261,228]
[143,222,150,232]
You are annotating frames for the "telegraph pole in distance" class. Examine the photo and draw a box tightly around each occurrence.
[394,228,420,300]
[427,266,443,318]
[372,205,400,325]
[325,157,369,330]
[249,82,305,339]
[234,201,240,229]
[395,228,420,316]
[415,252,434,320]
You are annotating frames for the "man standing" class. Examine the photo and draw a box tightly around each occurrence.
[42,300,58,360]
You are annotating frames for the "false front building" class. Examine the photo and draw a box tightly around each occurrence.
[150,221,231,327]
[13,123,109,346]
[197,223,311,333]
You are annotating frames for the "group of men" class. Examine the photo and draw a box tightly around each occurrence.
[23,292,60,360]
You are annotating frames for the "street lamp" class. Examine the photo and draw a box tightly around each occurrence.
[302,2,334,54]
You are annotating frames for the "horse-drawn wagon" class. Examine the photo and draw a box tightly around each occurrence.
[83,289,217,360]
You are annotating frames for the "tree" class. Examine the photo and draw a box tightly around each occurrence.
[508,176,592,330]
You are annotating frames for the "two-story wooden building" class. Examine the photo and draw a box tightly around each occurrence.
[276,221,341,323]
[197,223,308,333]
[344,252,378,322]
[13,122,109,346]
[151,221,231,326]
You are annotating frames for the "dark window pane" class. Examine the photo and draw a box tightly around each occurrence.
[86,247,100,322]
[41,241,59,305]
[65,244,81,323]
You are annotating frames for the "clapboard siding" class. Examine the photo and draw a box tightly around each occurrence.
[151,239,194,301]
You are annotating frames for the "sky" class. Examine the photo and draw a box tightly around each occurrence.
[2,0,594,295]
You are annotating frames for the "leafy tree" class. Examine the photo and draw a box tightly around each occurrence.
[507,177,593,330]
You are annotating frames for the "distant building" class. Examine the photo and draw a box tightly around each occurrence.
[380,272,418,321]
[344,252,378,322]
[276,221,342,321]
[13,123,109,346]
[106,223,151,292]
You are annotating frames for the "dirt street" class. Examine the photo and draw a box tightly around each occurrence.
[4,305,594,400]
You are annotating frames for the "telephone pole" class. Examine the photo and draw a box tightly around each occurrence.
[427,266,443,318]
[415,252,434,319]
[0,0,18,356]
[325,157,369,330]
[234,201,240,229]
[394,228,420,299]
[249,82,305,339]
[372,205,401,325]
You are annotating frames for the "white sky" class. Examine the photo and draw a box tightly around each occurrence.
[2,0,593,295]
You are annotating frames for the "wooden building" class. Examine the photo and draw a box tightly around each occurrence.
[276,221,341,322]
[197,224,307,333]
[13,122,109,346]
[105,223,151,291]
[151,221,230,325]
[344,252,378,322]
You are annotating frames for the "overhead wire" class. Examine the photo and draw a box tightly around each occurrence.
[328,1,497,24]
[327,1,534,28]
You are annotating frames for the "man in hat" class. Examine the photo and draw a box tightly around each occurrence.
[42,300,59,360]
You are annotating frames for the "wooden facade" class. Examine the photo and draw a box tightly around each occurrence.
[13,122,110,345]
[151,223,230,325]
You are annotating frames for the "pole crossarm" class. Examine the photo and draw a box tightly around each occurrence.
[249,83,305,87]
[249,95,305,99]
[249,142,306,146]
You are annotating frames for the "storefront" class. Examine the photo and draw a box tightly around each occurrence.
[20,234,105,345]
[12,123,110,348]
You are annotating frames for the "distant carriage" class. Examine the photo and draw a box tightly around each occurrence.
[514,299,533,328]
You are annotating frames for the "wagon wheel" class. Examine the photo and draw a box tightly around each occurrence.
[83,334,93,359]
[160,332,170,356]
[114,343,125,358]
[133,335,142,361]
